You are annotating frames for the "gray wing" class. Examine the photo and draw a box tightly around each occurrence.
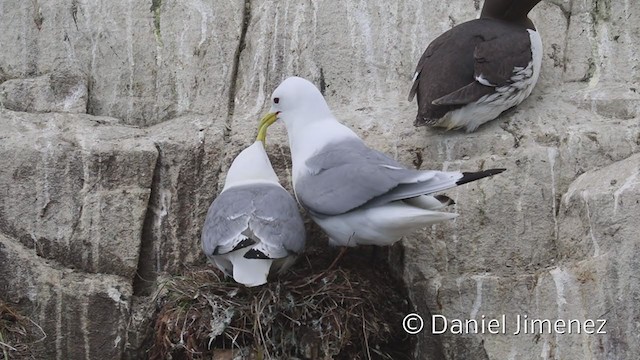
[201,184,305,258]
[296,139,468,216]
[247,185,306,256]
[201,188,253,256]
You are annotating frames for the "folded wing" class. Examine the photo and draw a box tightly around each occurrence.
[296,139,504,216]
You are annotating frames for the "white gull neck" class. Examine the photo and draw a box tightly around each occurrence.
[222,141,280,191]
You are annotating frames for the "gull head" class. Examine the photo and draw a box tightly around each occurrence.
[259,77,333,133]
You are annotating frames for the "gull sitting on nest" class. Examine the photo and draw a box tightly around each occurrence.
[201,121,306,287]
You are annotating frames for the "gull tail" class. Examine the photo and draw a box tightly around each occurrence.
[230,247,272,287]
[231,257,272,287]
[366,168,506,207]
[212,247,273,287]
[244,241,291,260]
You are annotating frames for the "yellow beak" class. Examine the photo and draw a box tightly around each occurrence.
[256,112,279,142]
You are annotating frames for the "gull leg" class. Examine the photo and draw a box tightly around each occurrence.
[294,246,349,288]
[327,246,348,271]
[295,236,352,288]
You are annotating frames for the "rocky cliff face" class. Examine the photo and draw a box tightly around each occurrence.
[1,0,638,359]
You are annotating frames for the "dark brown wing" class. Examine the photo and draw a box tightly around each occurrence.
[472,29,533,87]
[408,31,450,102]
[410,19,532,124]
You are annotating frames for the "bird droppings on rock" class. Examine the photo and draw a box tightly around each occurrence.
[148,246,413,360]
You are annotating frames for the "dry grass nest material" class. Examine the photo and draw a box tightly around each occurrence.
[0,300,46,360]
[149,247,412,360]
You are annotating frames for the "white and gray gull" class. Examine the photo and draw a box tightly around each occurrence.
[408,0,543,132]
[201,122,305,287]
[259,76,505,248]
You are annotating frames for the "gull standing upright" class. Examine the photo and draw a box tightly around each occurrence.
[408,0,543,132]
[259,77,505,248]
[201,122,306,287]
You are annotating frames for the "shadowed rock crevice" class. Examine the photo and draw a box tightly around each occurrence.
[130,114,227,297]
[151,0,162,44]
[226,0,252,122]
[126,115,228,356]
[560,1,573,73]
[86,74,94,115]
[133,143,163,296]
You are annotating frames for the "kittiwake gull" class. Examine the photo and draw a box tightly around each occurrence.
[259,76,505,248]
[201,122,306,287]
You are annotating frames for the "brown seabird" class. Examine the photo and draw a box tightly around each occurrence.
[408,0,543,132]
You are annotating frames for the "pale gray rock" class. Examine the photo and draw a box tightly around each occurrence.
[560,153,640,260]
[229,1,639,358]
[0,110,157,279]
[122,295,157,359]
[0,0,244,126]
[396,90,639,358]
[0,232,131,360]
[569,84,640,120]
[412,153,640,359]
[0,0,639,359]
[0,64,87,113]
[134,114,227,293]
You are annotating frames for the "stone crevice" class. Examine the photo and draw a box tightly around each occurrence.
[85,74,93,115]
[561,0,573,73]
[132,142,162,296]
[225,0,252,126]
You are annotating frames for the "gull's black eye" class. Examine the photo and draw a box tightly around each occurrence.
[274,97,280,104]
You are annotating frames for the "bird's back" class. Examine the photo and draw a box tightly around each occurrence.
[412,18,532,123]
[202,184,305,256]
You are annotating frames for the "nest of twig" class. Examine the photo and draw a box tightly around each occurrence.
[0,300,46,360]
[148,246,412,360]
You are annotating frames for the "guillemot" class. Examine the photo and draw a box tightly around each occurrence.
[408,0,543,132]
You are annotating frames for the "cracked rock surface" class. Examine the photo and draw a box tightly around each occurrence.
[1,0,639,359]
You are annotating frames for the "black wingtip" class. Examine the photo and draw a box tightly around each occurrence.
[244,249,271,260]
[457,168,506,186]
[231,237,256,252]
[210,237,256,256]
[434,194,456,206]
